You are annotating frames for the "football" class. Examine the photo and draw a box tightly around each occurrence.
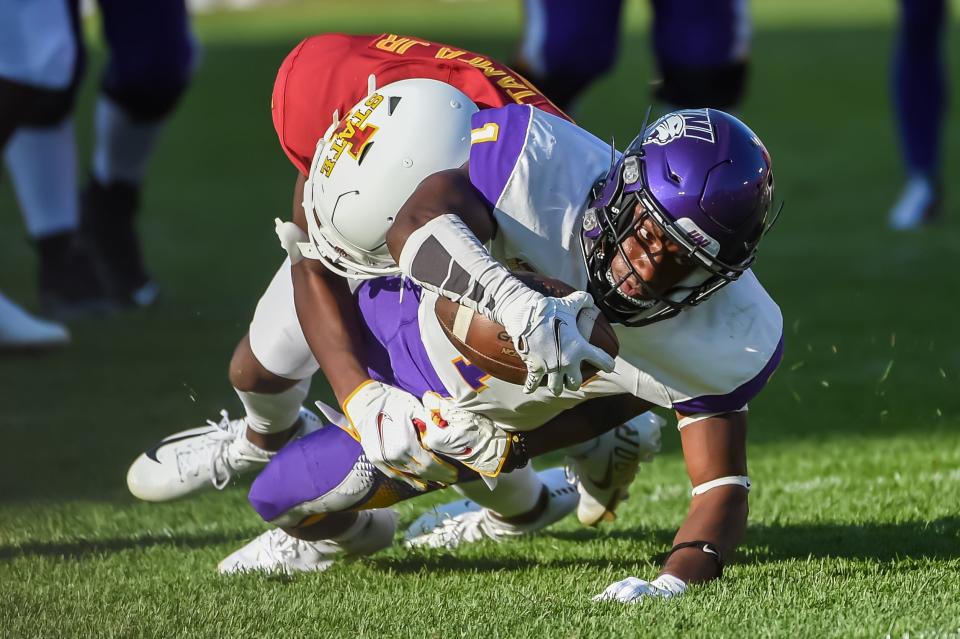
[433,272,619,385]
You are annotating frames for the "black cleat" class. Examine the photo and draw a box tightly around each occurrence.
[81,178,159,307]
[35,231,116,321]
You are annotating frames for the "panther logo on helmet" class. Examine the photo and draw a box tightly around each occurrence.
[645,109,715,146]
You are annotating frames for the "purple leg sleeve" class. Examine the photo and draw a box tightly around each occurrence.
[651,0,749,68]
[518,0,624,108]
[893,0,947,177]
[248,425,366,524]
[97,0,197,120]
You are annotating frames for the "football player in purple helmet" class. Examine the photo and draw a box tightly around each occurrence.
[385,104,783,603]
[581,108,776,326]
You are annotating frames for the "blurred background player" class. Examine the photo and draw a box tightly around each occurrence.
[0,0,76,347]
[513,0,750,112]
[2,0,196,319]
[888,0,949,230]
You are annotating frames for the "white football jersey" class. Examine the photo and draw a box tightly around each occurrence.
[416,289,636,431]
[463,105,783,415]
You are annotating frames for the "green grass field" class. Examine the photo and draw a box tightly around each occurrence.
[2,0,960,636]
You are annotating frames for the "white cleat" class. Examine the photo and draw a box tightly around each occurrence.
[0,292,69,350]
[127,407,322,502]
[218,510,397,574]
[566,412,664,526]
[404,467,578,549]
[889,175,940,230]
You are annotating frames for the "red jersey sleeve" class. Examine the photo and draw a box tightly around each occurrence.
[271,33,569,175]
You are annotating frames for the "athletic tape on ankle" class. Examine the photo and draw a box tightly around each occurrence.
[690,475,751,496]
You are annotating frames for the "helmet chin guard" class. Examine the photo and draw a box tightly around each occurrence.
[300,77,478,280]
[581,108,777,326]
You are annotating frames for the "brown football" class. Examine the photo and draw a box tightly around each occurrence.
[434,272,619,385]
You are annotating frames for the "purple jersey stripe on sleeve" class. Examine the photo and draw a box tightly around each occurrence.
[673,335,784,415]
[468,105,533,207]
[355,277,448,399]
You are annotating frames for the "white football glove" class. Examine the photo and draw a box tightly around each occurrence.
[501,290,616,396]
[420,392,511,478]
[339,381,459,490]
[592,574,687,603]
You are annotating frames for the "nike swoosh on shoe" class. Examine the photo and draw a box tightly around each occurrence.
[145,430,214,463]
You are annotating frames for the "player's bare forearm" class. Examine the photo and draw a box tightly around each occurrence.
[290,173,370,406]
[385,165,496,260]
[662,412,749,583]
[522,394,654,457]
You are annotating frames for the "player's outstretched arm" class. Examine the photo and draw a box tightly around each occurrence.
[386,168,615,396]
[594,411,749,603]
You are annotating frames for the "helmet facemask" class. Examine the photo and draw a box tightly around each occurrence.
[581,127,773,327]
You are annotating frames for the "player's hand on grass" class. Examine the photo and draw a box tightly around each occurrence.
[341,381,459,490]
[501,290,615,396]
[592,575,687,603]
[420,393,511,478]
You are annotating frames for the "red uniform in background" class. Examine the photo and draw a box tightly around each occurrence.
[271,33,569,175]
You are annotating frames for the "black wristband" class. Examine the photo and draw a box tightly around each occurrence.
[502,432,530,473]
[664,540,724,578]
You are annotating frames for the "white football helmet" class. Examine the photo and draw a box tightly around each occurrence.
[301,77,478,279]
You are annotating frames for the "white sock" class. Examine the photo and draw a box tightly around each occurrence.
[92,96,164,185]
[235,377,310,435]
[332,510,397,555]
[3,119,78,238]
[454,464,544,518]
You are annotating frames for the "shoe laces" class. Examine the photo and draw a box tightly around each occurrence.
[204,410,249,490]
[438,509,513,546]
[261,528,308,565]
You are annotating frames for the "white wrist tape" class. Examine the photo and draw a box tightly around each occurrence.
[397,214,539,331]
[691,475,751,496]
[274,218,309,264]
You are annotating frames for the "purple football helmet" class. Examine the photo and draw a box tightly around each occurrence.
[580,108,776,326]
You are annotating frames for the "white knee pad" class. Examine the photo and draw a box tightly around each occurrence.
[236,377,310,435]
[248,258,320,381]
[454,464,544,518]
